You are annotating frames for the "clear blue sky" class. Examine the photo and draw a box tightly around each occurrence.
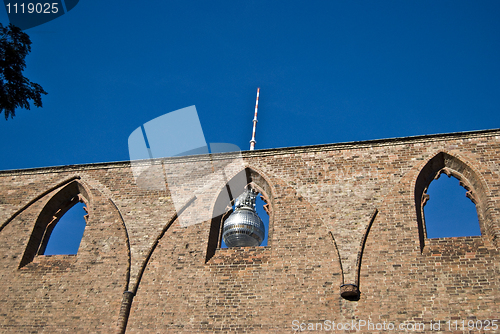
[1,1,499,170]
[1,1,497,250]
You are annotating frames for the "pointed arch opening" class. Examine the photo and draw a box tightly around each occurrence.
[423,173,480,239]
[415,152,490,251]
[42,201,88,255]
[19,180,90,268]
[205,167,274,262]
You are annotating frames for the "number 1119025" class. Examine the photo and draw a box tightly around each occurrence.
[6,3,59,14]
[447,320,498,331]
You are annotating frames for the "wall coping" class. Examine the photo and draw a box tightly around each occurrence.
[1,128,499,176]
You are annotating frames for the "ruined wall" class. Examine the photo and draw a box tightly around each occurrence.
[0,129,499,333]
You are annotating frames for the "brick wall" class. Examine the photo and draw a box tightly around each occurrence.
[0,129,499,333]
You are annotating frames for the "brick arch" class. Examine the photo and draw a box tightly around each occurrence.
[210,164,277,208]
[205,166,275,262]
[0,176,130,332]
[0,176,82,234]
[414,151,495,250]
[18,179,91,268]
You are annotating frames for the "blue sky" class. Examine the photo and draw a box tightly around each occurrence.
[1,1,499,170]
[424,175,480,238]
[1,1,497,251]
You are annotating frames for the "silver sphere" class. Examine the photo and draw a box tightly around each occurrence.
[222,189,266,247]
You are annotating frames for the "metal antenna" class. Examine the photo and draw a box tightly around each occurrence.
[250,87,260,150]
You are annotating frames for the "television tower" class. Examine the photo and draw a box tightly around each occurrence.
[249,88,260,150]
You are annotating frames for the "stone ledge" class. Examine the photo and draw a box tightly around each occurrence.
[1,128,499,176]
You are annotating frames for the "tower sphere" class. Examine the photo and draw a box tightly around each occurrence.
[222,188,265,247]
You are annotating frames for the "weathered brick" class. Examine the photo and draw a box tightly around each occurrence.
[0,129,499,333]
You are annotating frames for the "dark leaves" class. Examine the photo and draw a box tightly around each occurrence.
[0,23,47,120]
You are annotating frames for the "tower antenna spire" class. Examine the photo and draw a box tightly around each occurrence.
[249,87,260,150]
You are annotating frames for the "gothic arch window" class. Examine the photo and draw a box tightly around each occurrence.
[423,172,480,239]
[42,201,88,255]
[414,152,490,250]
[19,180,90,267]
[205,168,273,262]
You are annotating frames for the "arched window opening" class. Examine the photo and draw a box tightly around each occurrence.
[423,174,480,238]
[19,180,90,268]
[205,168,274,262]
[415,152,492,251]
[42,201,88,255]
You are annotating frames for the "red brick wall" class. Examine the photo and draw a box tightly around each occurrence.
[0,129,499,333]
